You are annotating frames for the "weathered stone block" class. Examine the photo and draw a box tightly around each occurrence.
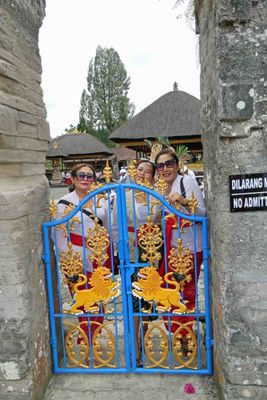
[0,134,16,149]
[0,75,13,93]
[18,122,38,138]
[0,149,38,163]
[18,111,37,126]
[0,91,37,115]
[16,136,48,151]
[218,0,252,23]
[0,105,18,136]
[0,164,21,178]
[21,162,46,176]
[219,84,254,122]
[37,118,50,141]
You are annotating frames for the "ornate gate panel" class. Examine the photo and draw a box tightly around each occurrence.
[43,171,212,374]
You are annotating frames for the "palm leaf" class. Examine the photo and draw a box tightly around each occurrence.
[144,139,153,150]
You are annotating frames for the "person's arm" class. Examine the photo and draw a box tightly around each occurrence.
[167,176,206,216]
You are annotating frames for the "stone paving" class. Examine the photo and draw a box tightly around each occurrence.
[45,186,218,400]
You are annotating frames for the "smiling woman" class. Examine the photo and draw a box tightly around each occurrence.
[52,163,113,342]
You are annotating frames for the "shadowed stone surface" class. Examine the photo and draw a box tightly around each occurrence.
[198,0,267,399]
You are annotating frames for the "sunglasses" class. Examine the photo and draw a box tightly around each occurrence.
[155,159,177,171]
[75,172,95,181]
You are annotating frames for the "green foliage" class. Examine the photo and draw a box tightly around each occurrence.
[79,46,135,146]
[45,160,52,170]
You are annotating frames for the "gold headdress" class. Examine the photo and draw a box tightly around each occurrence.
[144,136,189,170]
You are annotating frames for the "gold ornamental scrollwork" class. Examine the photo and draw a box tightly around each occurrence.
[49,199,58,220]
[172,323,197,369]
[168,238,193,292]
[137,216,163,267]
[56,204,81,238]
[86,217,110,268]
[59,242,84,278]
[64,321,117,368]
[127,159,136,181]
[103,160,112,183]
[141,321,197,369]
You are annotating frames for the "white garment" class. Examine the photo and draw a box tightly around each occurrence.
[52,190,111,272]
[166,174,206,252]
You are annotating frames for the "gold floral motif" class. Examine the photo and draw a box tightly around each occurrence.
[172,323,197,369]
[49,199,58,220]
[64,321,117,368]
[141,321,197,369]
[132,266,187,314]
[56,204,81,238]
[156,173,167,196]
[59,242,84,277]
[168,238,193,292]
[187,192,198,215]
[127,159,136,181]
[103,160,112,183]
[137,216,163,267]
[143,322,169,369]
[68,269,120,314]
[86,218,110,268]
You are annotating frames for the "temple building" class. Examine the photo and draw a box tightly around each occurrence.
[46,131,113,184]
[109,84,203,173]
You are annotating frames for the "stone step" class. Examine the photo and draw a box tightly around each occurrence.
[44,373,218,400]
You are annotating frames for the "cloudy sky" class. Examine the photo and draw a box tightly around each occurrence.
[39,0,200,138]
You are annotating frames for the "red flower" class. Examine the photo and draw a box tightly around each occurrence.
[184,383,196,394]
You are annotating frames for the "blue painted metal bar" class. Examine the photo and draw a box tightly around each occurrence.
[42,224,59,371]
[116,185,131,370]
[202,217,213,374]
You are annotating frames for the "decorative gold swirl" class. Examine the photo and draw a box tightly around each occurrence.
[127,159,136,181]
[168,238,193,292]
[64,321,117,368]
[137,216,163,267]
[49,199,58,220]
[85,218,110,268]
[103,160,112,183]
[59,242,84,277]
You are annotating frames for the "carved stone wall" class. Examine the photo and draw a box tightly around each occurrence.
[0,1,51,399]
[198,0,267,399]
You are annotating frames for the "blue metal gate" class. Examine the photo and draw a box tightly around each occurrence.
[42,181,212,374]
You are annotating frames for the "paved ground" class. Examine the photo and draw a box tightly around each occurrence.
[46,185,218,400]
[44,374,218,400]
[50,185,69,201]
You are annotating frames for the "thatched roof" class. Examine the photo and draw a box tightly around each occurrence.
[47,133,114,158]
[110,147,136,161]
[109,90,200,142]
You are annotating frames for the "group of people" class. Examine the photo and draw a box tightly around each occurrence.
[53,148,206,366]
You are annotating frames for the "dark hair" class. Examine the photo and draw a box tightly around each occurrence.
[70,163,96,180]
[154,148,179,165]
[136,159,156,176]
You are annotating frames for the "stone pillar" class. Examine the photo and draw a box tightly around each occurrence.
[198,0,267,399]
[0,1,51,399]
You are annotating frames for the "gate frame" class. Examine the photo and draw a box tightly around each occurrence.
[43,182,213,374]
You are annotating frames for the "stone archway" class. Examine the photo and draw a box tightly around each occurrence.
[0,1,266,399]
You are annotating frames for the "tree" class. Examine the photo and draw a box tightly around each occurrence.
[79,46,135,145]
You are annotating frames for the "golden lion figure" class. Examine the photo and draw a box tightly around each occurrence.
[69,267,120,314]
[132,266,187,314]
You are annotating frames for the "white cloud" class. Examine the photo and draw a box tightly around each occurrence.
[39,0,199,137]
